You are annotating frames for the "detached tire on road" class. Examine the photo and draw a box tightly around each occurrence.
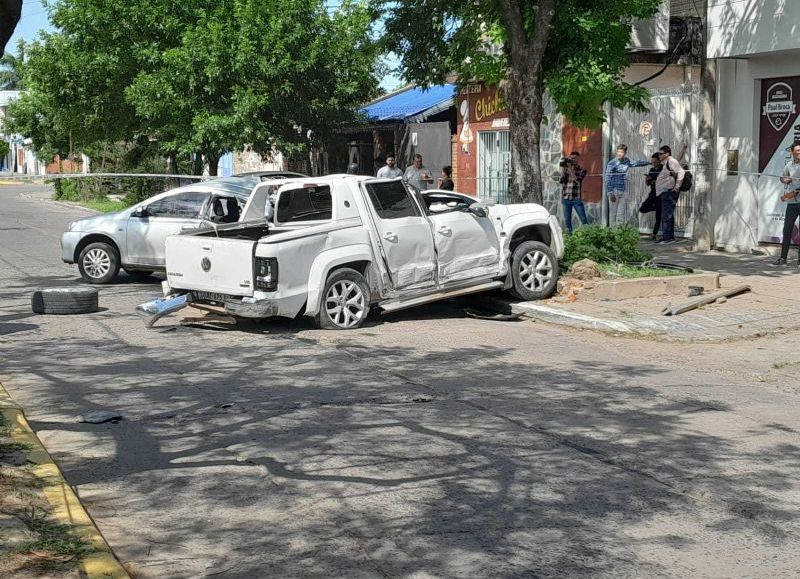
[78,241,120,284]
[31,287,99,315]
[315,268,371,330]
[508,240,559,301]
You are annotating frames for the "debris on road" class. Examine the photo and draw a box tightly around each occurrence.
[662,285,751,316]
[464,307,523,321]
[78,410,122,424]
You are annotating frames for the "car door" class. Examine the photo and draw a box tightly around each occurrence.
[426,195,501,284]
[362,180,436,291]
[126,190,211,267]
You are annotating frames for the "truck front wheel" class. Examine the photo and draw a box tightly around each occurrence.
[508,241,559,301]
[315,268,371,330]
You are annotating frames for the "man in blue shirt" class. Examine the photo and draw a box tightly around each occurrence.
[605,144,650,226]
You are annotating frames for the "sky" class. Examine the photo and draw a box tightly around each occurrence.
[6,0,54,50]
[5,0,401,91]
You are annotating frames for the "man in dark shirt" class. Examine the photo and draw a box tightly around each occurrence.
[559,151,588,234]
[643,153,663,240]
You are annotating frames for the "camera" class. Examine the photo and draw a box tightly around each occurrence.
[559,157,573,168]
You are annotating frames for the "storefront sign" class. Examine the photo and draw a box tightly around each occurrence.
[757,76,800,243]
[473,89,507,122]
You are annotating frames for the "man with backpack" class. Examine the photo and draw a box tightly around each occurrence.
[655,145,685,244]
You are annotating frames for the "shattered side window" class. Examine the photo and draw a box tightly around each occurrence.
[364,181,420,220]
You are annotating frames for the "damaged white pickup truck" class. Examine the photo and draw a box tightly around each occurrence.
[136,175,563,329]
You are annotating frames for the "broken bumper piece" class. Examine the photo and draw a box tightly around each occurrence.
[135,293,192,328]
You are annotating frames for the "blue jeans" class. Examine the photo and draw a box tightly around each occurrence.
[660,190,679,240]
[562,198,588,233]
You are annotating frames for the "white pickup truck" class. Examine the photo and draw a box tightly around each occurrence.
[136,175,563,329]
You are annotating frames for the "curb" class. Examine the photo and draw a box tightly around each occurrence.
[471,295,636,334]
[0,385,130,578]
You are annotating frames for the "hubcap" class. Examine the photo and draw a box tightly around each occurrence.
[519,250,553,291]
[325,280,365,328]
[82,248,111,279]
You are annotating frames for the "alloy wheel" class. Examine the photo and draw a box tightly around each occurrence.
[82,248,111,279]
[519,250,553,291]
[324,280,366,328]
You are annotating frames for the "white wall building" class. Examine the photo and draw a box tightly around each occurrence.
[0,90,45,175]
[707,0,800,251]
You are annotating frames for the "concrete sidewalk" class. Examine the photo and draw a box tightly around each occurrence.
[484,241,800,342]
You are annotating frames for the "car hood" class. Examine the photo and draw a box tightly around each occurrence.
[69,210,129,231]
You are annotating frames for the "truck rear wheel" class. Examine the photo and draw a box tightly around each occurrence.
[508,241,559,301]
[315,268,371,330]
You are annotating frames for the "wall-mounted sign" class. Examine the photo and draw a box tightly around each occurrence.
[757,76,800,243]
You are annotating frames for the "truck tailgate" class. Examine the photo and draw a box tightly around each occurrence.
[165,235,256,296]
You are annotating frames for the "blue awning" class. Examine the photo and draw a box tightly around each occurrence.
[361,84,456,122]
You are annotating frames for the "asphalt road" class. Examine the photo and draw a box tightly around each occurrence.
[2,183,800,578]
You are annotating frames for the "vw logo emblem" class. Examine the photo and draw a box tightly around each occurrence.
[201,257,211,272]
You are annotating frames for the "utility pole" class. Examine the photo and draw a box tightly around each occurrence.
[694,0,715,250]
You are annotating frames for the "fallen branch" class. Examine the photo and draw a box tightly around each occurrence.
[662,285,751,316]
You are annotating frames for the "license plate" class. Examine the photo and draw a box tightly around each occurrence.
[193,291,229,303]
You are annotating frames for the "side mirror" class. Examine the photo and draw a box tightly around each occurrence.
[468,204,488,218]
[132,206,149,218]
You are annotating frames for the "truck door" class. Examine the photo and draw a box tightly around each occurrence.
[362,180,436,290]
[424,193,501,284]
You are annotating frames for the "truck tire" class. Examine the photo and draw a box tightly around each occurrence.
[31,287,99,315]
[315,268,371,330]
[78,241,120,284]
[507,241,559,301]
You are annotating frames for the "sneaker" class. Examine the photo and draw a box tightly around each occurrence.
[771,258,787,267]
[660,238,676,245]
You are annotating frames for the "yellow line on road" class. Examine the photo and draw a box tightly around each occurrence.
[0,384,130,578]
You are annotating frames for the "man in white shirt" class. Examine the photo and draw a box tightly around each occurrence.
[376,155,403,179]
[655,145,685,244]
[403,154,434,191]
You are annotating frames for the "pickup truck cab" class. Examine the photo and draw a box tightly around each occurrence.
[138,175,563,329]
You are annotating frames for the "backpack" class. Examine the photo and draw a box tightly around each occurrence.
[667,157,692,192]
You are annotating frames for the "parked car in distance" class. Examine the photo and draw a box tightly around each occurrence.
[137,175,564,329]
[61,173,304,284]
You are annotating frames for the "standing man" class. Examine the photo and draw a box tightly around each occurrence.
[655,145,685,244]
[376,155,403,178]
[643,152,664,240]
[403,154,434,191]
[773,141,800,267]
[559,151,588,234]
[605,144,650,226]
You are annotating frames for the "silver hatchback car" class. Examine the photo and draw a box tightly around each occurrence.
[61,173,303,283]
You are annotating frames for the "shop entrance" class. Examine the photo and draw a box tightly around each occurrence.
[477,130,511,204]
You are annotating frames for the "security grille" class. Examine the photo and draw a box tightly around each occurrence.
[477,131,511,204]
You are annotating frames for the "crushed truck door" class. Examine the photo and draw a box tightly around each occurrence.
[362,180,436,290]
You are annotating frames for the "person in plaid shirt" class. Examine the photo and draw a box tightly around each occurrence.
[559,151,588,233]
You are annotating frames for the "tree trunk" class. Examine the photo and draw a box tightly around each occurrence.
[206,151,219,177]
[166,151,179,188]
[505,69,544,204]
[192,152,204,176]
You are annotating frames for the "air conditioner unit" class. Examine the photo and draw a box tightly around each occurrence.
[628,1,670,53]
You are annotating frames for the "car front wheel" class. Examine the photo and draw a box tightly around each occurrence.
[315,268,371,330]
[508,240,559,301]
[78,242,120,284]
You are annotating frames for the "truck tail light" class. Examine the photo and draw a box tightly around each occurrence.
[254,257,278,291]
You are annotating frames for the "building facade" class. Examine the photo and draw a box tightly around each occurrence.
[707,0,800,251]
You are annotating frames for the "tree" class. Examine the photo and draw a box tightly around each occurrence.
[0,41,24,90]
[382,0,661,203]
[7,0,380,174]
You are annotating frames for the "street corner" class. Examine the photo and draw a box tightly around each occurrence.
[0,382,130,579]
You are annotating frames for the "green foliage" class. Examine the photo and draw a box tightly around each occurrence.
[7,0,380,172]
[0,42,24,90]
[0,139,9,161]
[382,0,661,129]
[563,225,651,265]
